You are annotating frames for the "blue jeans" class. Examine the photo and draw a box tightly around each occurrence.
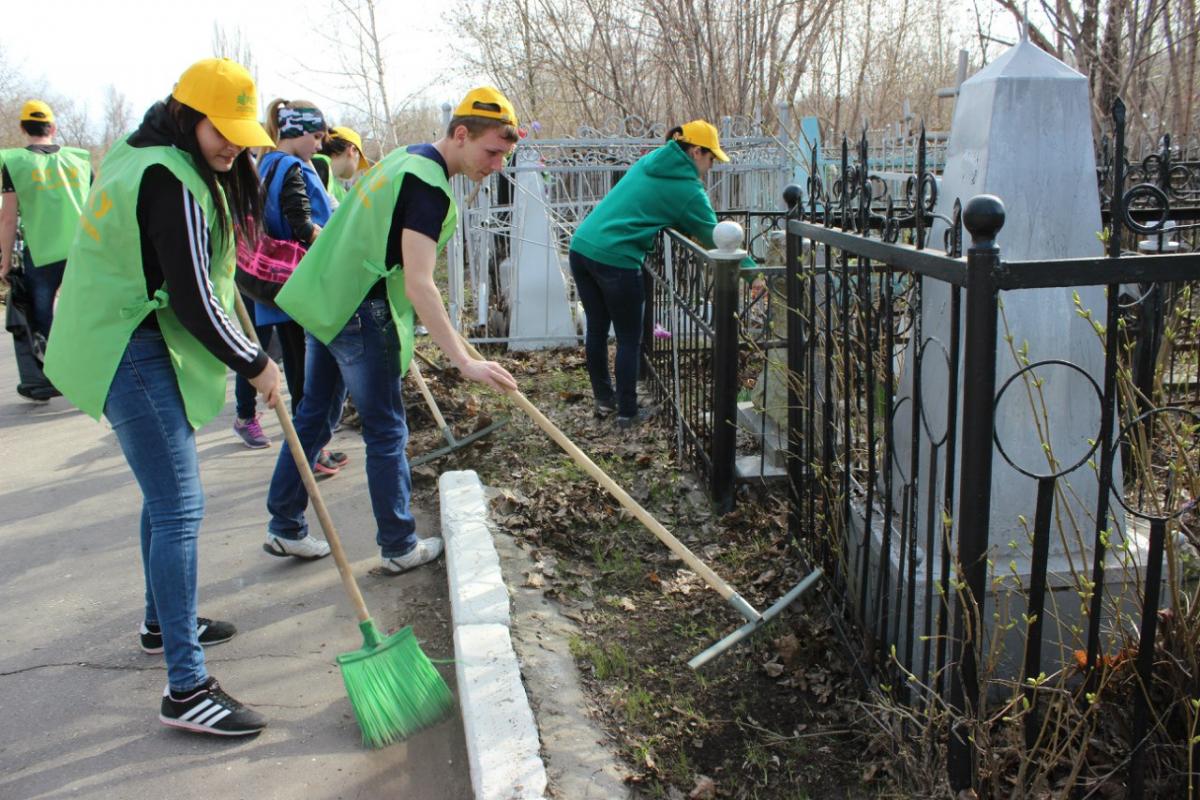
[266,298,416,557]
[104,329,207,693]
[569,251,645,416]
[24,252,66,341]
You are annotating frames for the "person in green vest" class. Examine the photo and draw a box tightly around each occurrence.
[43,58,281,737]
[0,100,92,400]
[262,87,519,573]
[311,125,368,204]
[569,120,749,428]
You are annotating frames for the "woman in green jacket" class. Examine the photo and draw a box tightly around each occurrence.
[43,58,280,736]
[568,120,730,428]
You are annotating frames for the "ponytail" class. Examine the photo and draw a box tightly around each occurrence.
[264,98,288,145]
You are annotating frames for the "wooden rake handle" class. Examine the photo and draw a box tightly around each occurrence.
[409,359,451,434]
[233,294,372,624]
[459,338,738,601]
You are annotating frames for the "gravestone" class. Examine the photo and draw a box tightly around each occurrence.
[851,37,1137,681]
[507,147,578,350]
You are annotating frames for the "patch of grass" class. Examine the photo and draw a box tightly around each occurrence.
[743,736,774,784]
[590,540,645,584]
[624,686,656,726]
[569,634,631,680]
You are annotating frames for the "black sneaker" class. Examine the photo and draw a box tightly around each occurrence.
[140,618,237,654]
[593,400,617,419]
[159,677,266,736]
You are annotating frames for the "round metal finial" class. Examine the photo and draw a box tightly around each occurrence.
[713,221,745,253]
[782,183,803,210]
[962,194,1005,245]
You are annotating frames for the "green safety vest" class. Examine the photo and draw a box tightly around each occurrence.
[44,138,238,429]
[1,146,91,266]
[312,153,348,203]
[276,148,456,377]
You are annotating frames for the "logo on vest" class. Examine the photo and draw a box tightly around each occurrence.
[80,191,113,243]
[30,163,86,192]
[352,162,388,208]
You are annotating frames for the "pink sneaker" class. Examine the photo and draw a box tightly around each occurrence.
[233,415,270,449]
[314,450,341,477]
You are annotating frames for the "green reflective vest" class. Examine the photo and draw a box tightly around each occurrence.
[44,139,238,429]
[1,146,91,266]
[275,148,456,377]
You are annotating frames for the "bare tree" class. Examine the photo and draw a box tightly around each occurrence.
[99,85,134,155]
[311,0,403,149]
[454,0,971,146]
[988,0,1200,143]
[212,23,258,82]
[455,0,838,135]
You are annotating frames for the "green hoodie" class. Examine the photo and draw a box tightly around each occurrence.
[570,140,721,270]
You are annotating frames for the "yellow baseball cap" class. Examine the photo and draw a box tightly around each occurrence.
[20,100,54,124]
[453,87,518,128]
[328,126,369,170]
[679,120,730,163]
[171,58,273,148]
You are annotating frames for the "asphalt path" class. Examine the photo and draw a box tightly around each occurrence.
[0,340,470,800]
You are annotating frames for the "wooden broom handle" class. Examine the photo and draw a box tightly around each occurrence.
[459,338,737,600]
[233,294,372,623]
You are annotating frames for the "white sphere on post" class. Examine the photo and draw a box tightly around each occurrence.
[712,220,745,254]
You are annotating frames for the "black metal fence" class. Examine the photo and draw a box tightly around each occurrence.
[642,212,790,512]
[644,100,1200,796]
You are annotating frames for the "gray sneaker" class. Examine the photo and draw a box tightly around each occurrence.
[262,533,331,560]
[381,538,444,575]
[615,408,653,430]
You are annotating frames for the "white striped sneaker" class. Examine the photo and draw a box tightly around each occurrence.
[159,677,266,736]
[263,533,331,560]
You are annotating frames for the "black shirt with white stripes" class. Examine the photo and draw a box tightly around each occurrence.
[125,102,266,379]
[134,165,266,378]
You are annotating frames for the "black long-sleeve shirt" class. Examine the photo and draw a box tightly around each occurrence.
[278,164,316,243]
[127,102,266,378]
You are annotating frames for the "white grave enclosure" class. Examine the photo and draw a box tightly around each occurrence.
[505,147,578,350]
[849,38,1144,682]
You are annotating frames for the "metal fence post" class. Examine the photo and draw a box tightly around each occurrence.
[640,261,655,382]
[710,222,747,514]
[785,194,804,544]
[947,195,1005,793]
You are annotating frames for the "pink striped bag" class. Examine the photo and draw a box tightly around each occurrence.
[234,231,305,308]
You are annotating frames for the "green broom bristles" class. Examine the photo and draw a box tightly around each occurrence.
[336,619,455,748]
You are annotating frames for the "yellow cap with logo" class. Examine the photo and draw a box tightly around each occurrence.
[679,120,730,163]
[172,58,273,148]
[20,100,54,124]
[453,87,518,129]
[328,126,369,171]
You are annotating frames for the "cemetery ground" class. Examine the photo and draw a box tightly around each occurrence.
[408,345,876,800]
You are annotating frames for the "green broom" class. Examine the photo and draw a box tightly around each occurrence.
[233,295,454,747]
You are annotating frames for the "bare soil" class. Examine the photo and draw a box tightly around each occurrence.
[402,345,876,800]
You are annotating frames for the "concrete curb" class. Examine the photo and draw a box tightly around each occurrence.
[440,470,547,800]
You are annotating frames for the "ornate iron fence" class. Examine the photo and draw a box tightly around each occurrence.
[645,99,1200,796]
[447,114,792,338]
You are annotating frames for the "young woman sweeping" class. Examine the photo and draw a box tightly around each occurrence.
[43,57,281,736]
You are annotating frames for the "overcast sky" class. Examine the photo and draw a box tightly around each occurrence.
[4,0,480,127]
